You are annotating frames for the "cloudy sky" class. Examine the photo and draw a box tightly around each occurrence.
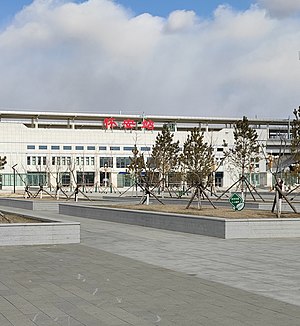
[0,0,299,118]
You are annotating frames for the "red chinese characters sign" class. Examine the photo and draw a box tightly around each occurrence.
[104,117,118,129]
[122,119,136,129]
[103,118,154,130]
[141,119,154,130]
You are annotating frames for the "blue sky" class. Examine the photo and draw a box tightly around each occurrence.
[113,0,255,17]
[0,0,255,25]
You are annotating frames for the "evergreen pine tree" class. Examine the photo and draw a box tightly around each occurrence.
[291,106,300,154]
[127,145,146,189]
[289,107,300,182]
[230,116,260,195]
[151,124,180,193]
[181,128,214,186]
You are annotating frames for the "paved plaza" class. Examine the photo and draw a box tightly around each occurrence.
[0,206,300,325]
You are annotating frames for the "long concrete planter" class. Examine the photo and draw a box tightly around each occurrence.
[0,198,59,212]
[59,204,300,239]
[0,211,80,246]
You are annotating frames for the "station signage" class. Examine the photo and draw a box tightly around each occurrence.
[103,117,155,130]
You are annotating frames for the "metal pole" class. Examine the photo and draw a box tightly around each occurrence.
[12,164,17,194]
[104,163,108,188]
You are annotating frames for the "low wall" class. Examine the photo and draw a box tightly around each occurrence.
[59,204,300,239]
[225,218,300,239]
[0,198,59,212]
[0,198,33,210]
[59,204,225,238]
[0,222,80,246]
[0,209,80,246]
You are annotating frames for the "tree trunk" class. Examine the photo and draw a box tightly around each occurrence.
[241,164,245,200]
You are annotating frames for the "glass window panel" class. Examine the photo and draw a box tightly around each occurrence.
[100,157,113,168]
[110,146,120,151]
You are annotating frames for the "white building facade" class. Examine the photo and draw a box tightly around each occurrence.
[0,111,291,192]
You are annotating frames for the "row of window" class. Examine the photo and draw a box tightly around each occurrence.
[27,156,47,166]
[26,144,227,153]
[27,145,151,151]
[0,171,130,187]
[26,155,229,169]
[26,156,133,168]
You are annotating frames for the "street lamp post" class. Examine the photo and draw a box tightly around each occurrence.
[104,163,108,188]
[12,164,17,194]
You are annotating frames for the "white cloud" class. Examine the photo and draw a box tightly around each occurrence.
[0,0,299,118]
[258,0,300,18]
[164,10,198,33]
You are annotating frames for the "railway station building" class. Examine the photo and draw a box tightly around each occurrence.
[0,110,292,192]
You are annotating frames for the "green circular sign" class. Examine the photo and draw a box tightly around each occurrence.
[229,193,245,211]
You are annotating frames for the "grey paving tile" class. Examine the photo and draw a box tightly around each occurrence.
[1,310,37,326]
[0,314,13,326]
[0,206,300,325]
[4,294,40,314]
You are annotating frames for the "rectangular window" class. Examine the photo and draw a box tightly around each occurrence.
[62,157,66,165]
[81,157,84,165]
[99,146,107,151]
[110,146,120,151]
[57,157,61,165]
[2,173,26,187]
[63,145,72,150]
[26,172,46,186]
[52,157,56,165]
[51,145,60,150]
[141,146,151,151]
[123,146,134,151]
[117,173,133,188]
[87,146,95,150]
[77,172,95,186]
[27,156,31,165]
[116,157,131,168]
[86,157,90,165]
[217,148,224,152]
[100,157,113,168]
[42,157,46,165]
[32,157,36,165]
[27,145,35,150]
[91,157,95,166]
[60,172,70,186]
[37,157,41,165]
[67,157,71,165]
[76,157,80,165]
[76,146,84,150]
[39,145,47,150]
